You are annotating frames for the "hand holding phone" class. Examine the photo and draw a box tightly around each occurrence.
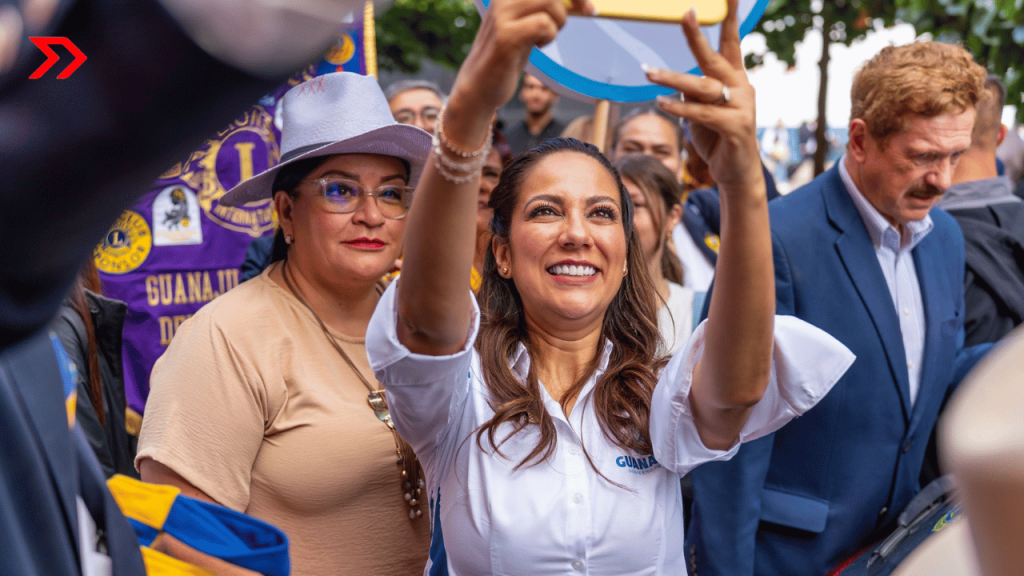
[569,0,726,24]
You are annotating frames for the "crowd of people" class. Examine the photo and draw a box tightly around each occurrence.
[2,0,1024,574]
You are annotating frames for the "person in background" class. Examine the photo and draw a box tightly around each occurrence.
[939,75,1024,346]
[560,115,617,154]
[760,119,790,187]
[240,227,289,282]
[504,72,565,154]
[996,123,1024,188]
[386,79,446,133]
[560,115,593,141]
[610,109,714,291]
[473,129,513,292]
[683,137,716,194]
[614,154,697,355]
[138,72,433,576]
[611,108,686,181]
[52,260,137,479]
[687,41,992,576]
[611,110,781,293]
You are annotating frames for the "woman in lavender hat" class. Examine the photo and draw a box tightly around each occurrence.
[137,72,434,576]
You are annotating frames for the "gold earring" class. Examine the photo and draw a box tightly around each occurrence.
[623,264,628,276]
[502,267,509,275]
[285,234,293,244]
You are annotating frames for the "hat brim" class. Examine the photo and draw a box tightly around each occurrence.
[219,123,432,207]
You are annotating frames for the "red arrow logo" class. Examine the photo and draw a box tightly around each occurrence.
[28,37,87,79]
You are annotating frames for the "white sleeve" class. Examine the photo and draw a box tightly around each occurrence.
[366,279,479,460]
[650,315,855,475]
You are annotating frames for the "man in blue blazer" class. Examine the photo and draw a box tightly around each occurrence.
[686,42,991,575]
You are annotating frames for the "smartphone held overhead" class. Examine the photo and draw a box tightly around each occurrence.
[569,0,726,23]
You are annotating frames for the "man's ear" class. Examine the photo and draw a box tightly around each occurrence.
[998,124,1008,147]
[847,119,870,164]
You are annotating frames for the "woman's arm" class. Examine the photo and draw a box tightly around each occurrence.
[396,0,592,356]
[139,460,261,576]
[647,0,774,450]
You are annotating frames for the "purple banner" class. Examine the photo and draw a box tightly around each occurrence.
[98,25,372,419]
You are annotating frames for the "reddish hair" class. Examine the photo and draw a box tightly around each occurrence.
[850,42,987,146]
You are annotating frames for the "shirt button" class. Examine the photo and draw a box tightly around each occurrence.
[568,445,581,456]
[904,308,910,316]
[573,493,583,504]
[908,361,915,369]
[572,560,584,571]
[879,506,888,517]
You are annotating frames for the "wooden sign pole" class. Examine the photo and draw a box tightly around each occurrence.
[591,99,611,154]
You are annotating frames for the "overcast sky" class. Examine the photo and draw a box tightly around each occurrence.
[743,23,918,128]
[744,23,1019,129]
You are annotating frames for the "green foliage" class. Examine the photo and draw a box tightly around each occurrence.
[744,0,901,175]
[896,0,1024,123]
[745,0,899,70]
[376,0,481,73]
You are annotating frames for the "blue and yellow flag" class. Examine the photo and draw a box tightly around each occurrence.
[107,475,290,576]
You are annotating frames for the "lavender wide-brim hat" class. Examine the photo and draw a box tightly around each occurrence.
[220,72,432,207]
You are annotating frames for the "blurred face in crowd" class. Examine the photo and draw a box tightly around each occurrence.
[277,154,409,287]
[519,74,558,116]
[477,147,503,238]
[846,109,974,231]
[623,177,680,270]
[493,152,627,332]
[612,114,682,180]
[389,88,443,133]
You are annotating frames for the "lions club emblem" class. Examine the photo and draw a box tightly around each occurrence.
[95,211,152,274]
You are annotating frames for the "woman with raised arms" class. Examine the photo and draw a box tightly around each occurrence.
[366,0,855,574]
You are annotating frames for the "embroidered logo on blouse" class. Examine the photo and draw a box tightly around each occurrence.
[616,454,661,475]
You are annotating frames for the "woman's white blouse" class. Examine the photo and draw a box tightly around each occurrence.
[367,282,855,576]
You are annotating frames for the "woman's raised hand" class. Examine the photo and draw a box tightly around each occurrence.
[644,0,763,196]
[451,0,594,114]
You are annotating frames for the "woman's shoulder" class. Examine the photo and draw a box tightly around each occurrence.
[176,266,296,347]
[665,281,695,309]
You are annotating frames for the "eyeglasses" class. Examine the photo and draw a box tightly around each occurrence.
[300,177,415,220]
[393,107,440,126]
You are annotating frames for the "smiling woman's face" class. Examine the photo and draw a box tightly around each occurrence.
[279,153,408,288]
[492,151,628,332]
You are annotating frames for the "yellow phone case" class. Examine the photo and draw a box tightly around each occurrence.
[574,0,727,24]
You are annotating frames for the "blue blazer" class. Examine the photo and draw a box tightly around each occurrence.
[686,166,986,575]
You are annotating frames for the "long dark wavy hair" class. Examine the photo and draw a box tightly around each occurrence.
[475,138,663,471]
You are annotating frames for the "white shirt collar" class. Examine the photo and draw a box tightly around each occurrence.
[838,156,933,252]
[508,339,614,383]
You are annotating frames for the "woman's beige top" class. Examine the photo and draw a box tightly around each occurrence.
[137,262,430,576]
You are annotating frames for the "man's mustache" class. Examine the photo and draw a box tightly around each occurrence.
[907,180,943,197]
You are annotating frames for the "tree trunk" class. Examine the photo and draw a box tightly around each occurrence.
[813,11,832,176]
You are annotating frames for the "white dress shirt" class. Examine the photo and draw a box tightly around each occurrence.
[367,281,855,576]
[656,281,696,357]
[839,157,932,405]
[671,223,716,292]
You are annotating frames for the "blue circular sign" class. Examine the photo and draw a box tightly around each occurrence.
[476,0,770,102]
